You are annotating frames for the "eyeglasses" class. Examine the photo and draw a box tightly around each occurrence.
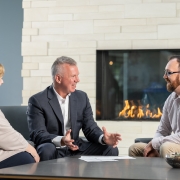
[164,70,180,77]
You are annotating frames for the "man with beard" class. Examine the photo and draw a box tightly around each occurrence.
[129,55,180,158]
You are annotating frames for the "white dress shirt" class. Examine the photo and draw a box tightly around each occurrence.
[52,87,105,148]
[52,88,71,147]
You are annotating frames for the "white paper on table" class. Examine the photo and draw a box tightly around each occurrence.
[83,159,118,162]
[79,156,135,162]
[117,156,136,159]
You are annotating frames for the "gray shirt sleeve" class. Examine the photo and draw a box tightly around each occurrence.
[152,93,180,150]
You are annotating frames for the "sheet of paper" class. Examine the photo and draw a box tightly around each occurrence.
[116,156,136,159]
[83,159,118,162]
[79,156,135,162]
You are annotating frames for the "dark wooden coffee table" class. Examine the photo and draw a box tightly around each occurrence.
[0,156,178,180]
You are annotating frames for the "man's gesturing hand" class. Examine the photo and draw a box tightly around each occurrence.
[61,129,79,151]
[102,126,122,148]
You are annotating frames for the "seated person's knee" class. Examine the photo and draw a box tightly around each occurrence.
[112,147,119,156]
[105,146,118,156]
[128,143,137,156]
[159,142,173,158]
[36,143,57,161]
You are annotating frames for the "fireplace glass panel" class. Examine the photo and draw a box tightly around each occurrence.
[96,50,180,121]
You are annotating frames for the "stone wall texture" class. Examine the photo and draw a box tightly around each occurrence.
[22,0,180,155]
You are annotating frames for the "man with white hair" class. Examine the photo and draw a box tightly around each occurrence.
[27,56,122,161]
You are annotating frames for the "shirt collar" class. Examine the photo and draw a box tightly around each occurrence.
[53,87,71,102]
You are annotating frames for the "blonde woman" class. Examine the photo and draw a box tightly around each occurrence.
[0,64,39,169]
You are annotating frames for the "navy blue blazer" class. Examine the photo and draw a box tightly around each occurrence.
[27,85,103,151]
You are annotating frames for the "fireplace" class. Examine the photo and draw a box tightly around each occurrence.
[96,50,180,121]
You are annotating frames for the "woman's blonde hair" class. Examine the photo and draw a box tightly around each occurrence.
[0,64,5,78]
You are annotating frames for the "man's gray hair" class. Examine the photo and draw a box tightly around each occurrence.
[51,56,77,81]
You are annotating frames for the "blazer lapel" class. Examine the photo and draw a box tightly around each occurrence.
[48,85,64,134]
[69,93,77,139]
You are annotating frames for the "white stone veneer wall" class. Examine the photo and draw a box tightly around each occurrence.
[22,0,180,155]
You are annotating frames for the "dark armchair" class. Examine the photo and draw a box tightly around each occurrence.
[0,106,29,139]
[0,106,87,145]
[135,138,152,144]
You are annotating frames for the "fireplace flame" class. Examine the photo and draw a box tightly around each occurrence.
[119,100,162,119]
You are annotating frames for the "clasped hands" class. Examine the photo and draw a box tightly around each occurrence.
[143,141,159,157]
[61,127,122,151]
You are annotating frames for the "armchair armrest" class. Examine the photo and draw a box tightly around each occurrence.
[135,138,152,144]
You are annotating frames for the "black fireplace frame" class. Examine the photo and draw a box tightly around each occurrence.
[96,49,180,121]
